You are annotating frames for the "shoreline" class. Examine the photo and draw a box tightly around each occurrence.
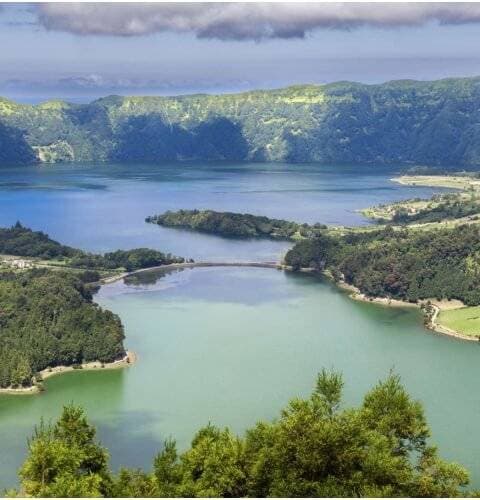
[333,277,478,342]
[428,305,479,342]
[112,262,479,343]
[5,260,475,397]
[0,350,137,396]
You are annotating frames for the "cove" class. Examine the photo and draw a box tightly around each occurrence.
[1,266,480,490]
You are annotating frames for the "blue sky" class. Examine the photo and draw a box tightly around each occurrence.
[3,3,480,102]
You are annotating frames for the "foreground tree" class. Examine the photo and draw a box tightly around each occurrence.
[19,405,111,497]
[16,371,469,497]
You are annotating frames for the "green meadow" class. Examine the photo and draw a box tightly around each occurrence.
[438,306,480,337]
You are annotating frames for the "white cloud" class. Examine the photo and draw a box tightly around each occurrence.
[34,3,480,40]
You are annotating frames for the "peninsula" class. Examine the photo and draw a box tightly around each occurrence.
[0,223,186,393]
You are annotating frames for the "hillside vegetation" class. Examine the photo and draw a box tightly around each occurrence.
[4,77,480,165]
[0,224,187,389]
[285,224,480,306]
[0,222,185,271]
[0,269,125,389]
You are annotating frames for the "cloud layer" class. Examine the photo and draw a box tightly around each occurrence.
[34,2,480,40]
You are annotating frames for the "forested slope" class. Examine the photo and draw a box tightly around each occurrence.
[0,222,185,271]
[285,224,480,305]
[3,77,480,165]
[0,269,125,388]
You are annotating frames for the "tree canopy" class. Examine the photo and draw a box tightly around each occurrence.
[15,371,470,497]
[285,224,480,306]
[0,268,125,388]
[4,78,480,165]
[0,223,184,271]
[147,209,326,240]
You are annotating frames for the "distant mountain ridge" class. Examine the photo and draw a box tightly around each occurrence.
[2,77,480,166]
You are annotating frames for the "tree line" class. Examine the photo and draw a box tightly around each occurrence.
[285,224,480,306]
[0,222,185,271]
[12,371,470,497]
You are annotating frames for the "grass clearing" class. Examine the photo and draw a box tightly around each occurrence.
[438,306,480,337]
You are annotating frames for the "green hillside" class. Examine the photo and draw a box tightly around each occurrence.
[3,77,480,165]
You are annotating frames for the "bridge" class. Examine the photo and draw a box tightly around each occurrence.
[100,261,285,285]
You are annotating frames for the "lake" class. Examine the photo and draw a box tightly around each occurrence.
[1,162,477,490]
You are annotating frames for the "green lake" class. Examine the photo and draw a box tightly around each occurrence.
[0,163,477,490]
[1,267,480,489]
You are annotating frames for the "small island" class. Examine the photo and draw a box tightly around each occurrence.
[146,209,327,240]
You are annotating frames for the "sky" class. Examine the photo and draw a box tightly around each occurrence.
[3,2,480,102]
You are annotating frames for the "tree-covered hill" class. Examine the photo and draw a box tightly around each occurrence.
[4,77,480,165]
[0,269,125,388]
[285,224,480,306]
[0,224,187,389]
[0,222,185,271]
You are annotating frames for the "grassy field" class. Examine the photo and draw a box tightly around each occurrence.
[438,306,480,337]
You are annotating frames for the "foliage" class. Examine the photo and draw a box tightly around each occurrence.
[390,195,480,224]
[0,268,125,388]
[5,78,480,165]
[0,222,184,271]
[0,222,77,259]
[146,209,326,240]
[69,248,185,271]
[285,224,480,305]
[19,405,111,497]
[16,372,470,497]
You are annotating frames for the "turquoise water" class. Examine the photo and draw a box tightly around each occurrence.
[0,162,475,490]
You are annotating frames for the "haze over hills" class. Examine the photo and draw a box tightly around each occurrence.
[2,76,480,166]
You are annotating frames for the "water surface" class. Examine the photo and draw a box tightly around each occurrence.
[1,267,480,490]
[0,162,474,491]
[0,162,445,260]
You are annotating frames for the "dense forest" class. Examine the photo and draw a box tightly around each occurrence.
[4,77,480,165]
[146,210,326,240]
[0,223,185,271]
[0,269,125,388]
[13,371,469,497]
[0,121,37,165]
[285,224,480,306]
[0,222,78,259]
